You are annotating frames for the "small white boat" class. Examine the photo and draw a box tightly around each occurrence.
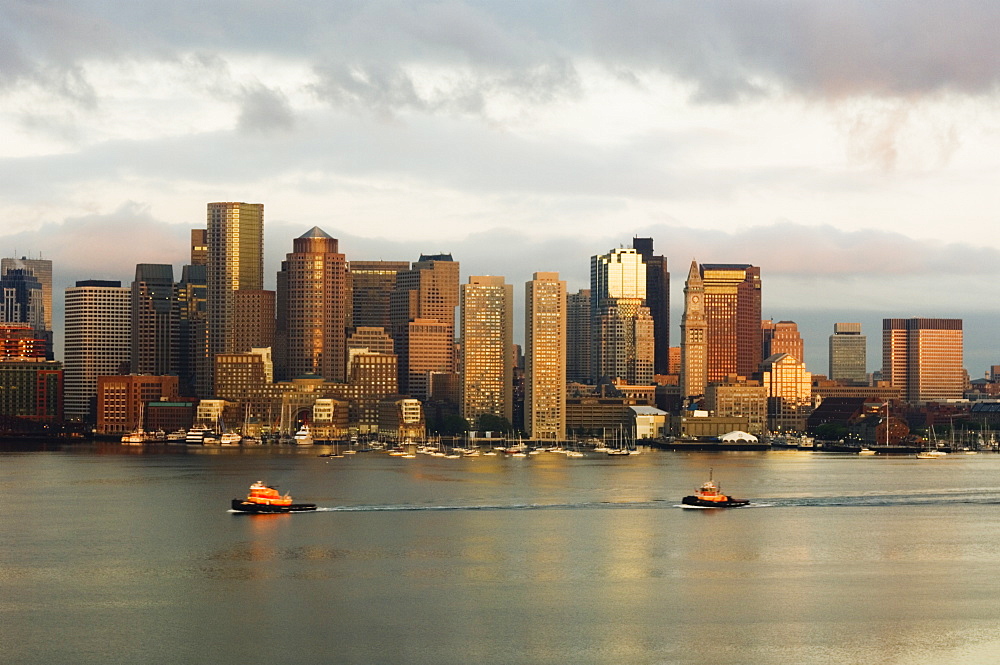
[916,449,947,459]
[293,425,314,446]
[858,448,876,456]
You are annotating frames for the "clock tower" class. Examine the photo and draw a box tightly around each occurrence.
[680,260,708,403]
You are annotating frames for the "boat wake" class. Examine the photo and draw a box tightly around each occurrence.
[301,490,1000,513]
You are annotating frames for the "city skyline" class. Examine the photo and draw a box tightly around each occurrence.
[4,3,1000,372]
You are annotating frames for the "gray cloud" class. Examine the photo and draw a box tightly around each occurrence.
[237,83,295,134]
[6,1,1000,114]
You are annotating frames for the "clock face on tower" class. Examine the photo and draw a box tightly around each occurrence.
[692,295,700,303]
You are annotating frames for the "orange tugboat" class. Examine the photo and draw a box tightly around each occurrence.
[231,481,317,513]
[681,470,750,508]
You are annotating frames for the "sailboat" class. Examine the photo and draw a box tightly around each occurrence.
[121,402,152,445]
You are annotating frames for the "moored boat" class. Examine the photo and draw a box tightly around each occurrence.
[681,471,750,508]
[230,481,317,514]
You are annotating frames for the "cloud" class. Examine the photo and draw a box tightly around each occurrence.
[237,83,295,134]
[7,1,1000,116]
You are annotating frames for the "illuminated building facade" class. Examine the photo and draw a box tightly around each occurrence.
[525,272,566,441]
[882,318,963,404]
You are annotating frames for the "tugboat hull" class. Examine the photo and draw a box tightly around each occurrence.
[230,499,317,513]
[681,495,749,508]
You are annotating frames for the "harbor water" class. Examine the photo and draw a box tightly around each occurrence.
[4,444,1000,665]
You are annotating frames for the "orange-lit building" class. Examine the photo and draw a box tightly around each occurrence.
[883,318,964,405]
[96,374,179,434]
[701,263,761,382]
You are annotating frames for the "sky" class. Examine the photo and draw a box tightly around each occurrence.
[3,1,1000,374]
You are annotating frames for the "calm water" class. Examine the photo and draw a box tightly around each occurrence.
[4,444,1000,665]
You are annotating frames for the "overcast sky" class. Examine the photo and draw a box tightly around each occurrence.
[3,1,1000,373]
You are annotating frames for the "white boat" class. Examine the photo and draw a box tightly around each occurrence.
[858,448,876,456]
[293,425,314,446]
[219,432,242,446]
[916,449,947,459]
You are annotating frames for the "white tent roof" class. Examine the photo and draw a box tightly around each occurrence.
[719,430,758,442]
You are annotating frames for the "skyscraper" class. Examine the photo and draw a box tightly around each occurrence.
[680,261,708,402]
[566,289,591,384]
[883,318,963,404]
[2,256,52,331]
[349,260,410,331]
[279,227,348,382]
[525,272,566,442]
[829,322,867,384]
[131,264,177,376]
[762,320,804,363]
[206,202,264,365]
[632,238,670,375]
[64,280,131,422]
[590,247,654,385]
[460,276,513,425]
[390,254,460,397]
[700,264,762,381]
[177,264,208,397]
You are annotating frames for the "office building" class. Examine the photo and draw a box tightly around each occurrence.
[177,264,208,397]
[525,272,566,441]
[883,318,963,404]
[349,260,410,330]
[233,289,275,354]
[0,359,62,423]
[590,247,654,385]
[706,379,768,436]
[762,320,804,363]
[1,324,48,360]
[0,267,51,358]
[190,229,208,265]
[206,202,264,366]
[632,238,670,375]
[567,289,591,384]
[63,280,131,422]
[96,374,179,435]
[460,276,513,425]
[279,227,348,382]
[131,264,177,376]
[829,322,867,384]
[700,263,762,381]
[2,256,52,331]
[390,254,460,397]
[347,327,395,357]
[761,353,812,432]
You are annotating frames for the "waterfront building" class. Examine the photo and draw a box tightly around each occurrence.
[762,320,804,363]
[590,247,654,385]
[345,350,399,433]
[632,238,671,375]
[761,353,813,432]
[525,272,566,442]
[460,276,513,426]
[829,322,867,384]
[278,227,348,382]
[883,318,964,404]
[96,374,179,435]
[700,263,762,381]
[63,280,131,422]
[680,261,708,403]
[706,377,768,436]
[131,264,177,376]
[206,202,264,369]
[566,289,591,384]
[390,254,459,398]
[0,267,51,358]
[349,260,410,331]
[0,359,62,423]
[378,397,426,441]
